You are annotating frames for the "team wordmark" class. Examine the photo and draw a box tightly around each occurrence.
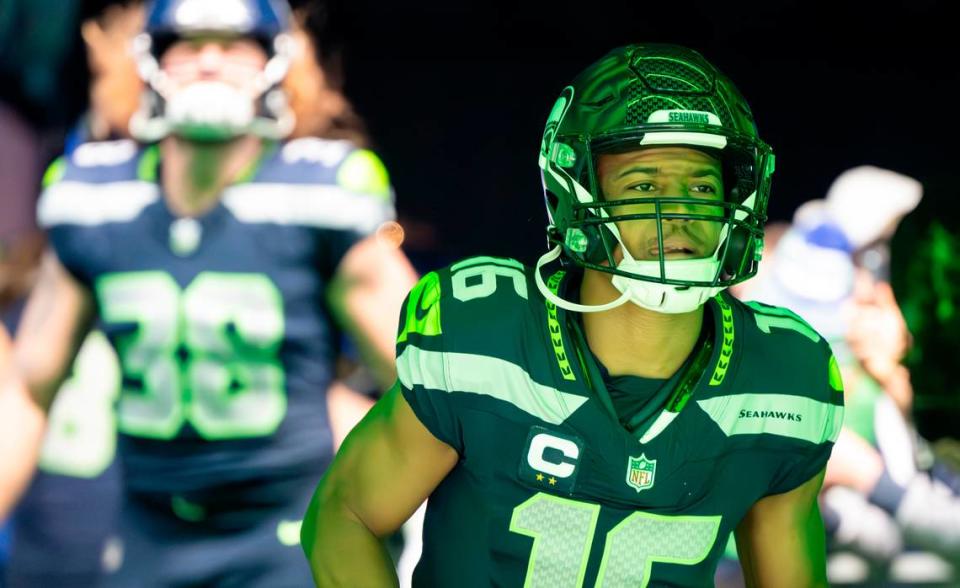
[738,409,802,422]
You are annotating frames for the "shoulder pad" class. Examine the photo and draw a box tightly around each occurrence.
[255,138,351,185]
[223,140,394,232]
[52,140,143,185]
[396,258,587,426]
[731,298,842,423]
[397,256,539,352]
[280,137,353,169]
[38,142,157,228]
[695,296,844,447]
[258,139,390,199]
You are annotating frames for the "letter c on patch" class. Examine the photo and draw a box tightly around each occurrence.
[527,433,579,478]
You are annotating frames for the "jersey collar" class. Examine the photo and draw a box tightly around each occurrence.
[550,270,728,443]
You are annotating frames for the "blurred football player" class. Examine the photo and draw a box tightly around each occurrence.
[748,171,960,574]
[303,44,842,587]
[0,0,417,585]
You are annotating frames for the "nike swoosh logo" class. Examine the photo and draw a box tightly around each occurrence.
[414,287,434,322]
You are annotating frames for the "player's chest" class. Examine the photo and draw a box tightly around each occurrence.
[88,219,336,349]
[90,209,330,305]
[464,401,768,517]
[456,406,761,588]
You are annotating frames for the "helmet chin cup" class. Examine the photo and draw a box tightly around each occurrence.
[609,272,667,308]
[606,227,722,314]
[165,81,255,141]
[610,261,720,313]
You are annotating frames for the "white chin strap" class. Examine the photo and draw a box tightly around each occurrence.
[535,245,631,313]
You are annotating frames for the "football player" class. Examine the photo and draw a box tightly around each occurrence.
[0,0,416,585]
[302,44,842,587]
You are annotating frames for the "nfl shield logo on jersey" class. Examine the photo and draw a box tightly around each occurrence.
[626,454,656,492]
[169,217,203,257]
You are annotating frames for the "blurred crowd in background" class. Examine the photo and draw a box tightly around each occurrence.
[2,0,959,586]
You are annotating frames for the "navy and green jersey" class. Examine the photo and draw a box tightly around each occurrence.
[396,257,844,587]
[6,331,122,584]
[37,137,394,503]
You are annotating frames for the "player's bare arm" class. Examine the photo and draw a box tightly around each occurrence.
[736,468,829,588]
[11,252,95,407]
[0,251,95,518]
[327,231,418,389]
[325,380,376,451]
[301,384,458,586]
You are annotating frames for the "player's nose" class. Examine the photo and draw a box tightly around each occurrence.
[660,195,696,219]
[196,44,227,74]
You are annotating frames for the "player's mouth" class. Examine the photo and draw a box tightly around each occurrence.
[648,240,701,259]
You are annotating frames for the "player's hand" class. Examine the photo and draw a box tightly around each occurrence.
[847,277,911,383]
[81,4,142,138]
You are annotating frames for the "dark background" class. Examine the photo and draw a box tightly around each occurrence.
[323,0,956,263]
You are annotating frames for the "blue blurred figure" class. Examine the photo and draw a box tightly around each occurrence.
[0,1,417,587]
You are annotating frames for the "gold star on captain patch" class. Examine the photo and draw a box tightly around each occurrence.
[536,473,544,482]
[549,477,557,486]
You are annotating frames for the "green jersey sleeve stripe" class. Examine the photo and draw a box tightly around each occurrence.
[696,393,843,445]
[397,345,588,425]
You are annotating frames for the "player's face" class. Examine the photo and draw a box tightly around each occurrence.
[160,36,268,96]
[597,147,725,262]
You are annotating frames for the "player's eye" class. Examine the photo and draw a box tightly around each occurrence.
[690,184,722,198]
[627,182,657,193]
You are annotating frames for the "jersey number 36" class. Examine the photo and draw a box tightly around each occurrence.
[96,271,285,441]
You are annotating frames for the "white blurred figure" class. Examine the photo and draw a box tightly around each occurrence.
[737,166,960,584]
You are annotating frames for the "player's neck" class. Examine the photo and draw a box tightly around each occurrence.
[579,268,705,379]
[160,135,263,217]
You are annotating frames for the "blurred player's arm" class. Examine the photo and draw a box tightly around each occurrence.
[823,427,884,492]
[301,383,457,587]
[327,229,418,391]
[0,252,95,518]
[735,468,829,588]
[326,380,374,451]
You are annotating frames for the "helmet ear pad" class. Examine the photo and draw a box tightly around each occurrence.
[722,226,757,279]
[718,162,759,279]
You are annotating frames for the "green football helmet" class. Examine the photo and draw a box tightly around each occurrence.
[534,44,775,314]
